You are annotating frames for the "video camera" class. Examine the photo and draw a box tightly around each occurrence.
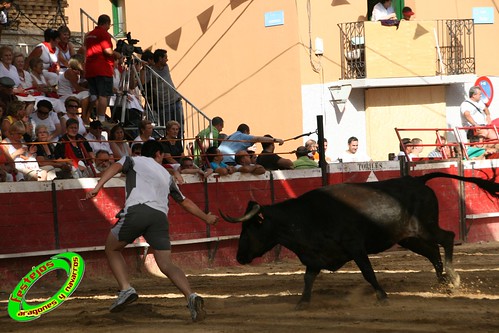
[116,32,143,57]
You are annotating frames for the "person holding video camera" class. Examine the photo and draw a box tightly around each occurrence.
[84,14,121,125]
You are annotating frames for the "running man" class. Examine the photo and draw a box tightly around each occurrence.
[85,140,218,321]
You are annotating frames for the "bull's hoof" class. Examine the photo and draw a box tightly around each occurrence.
[441,272,461,289]
[294,302,310,311]
[376,297,389,306]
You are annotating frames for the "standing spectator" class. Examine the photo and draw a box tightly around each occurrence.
[323,138,332,162]
[218,123,284,165]
[371,0,397,21]
[60,96,86,136]
[293,146,318,169]
[206,146,235,175]
[85,120,113,156]
[109,123,131,159]
[0,1,12,41]
[460,86,491,140]
[85,140,218,319]
[256,135,294,170]
[151,49,183,127]
[25,28,60,86]
[305,139,318,160]
[84,14,121,124]
[337,136,372,162]
[30,99,61,142]
[193,116,224,167]
[235,150,266,175]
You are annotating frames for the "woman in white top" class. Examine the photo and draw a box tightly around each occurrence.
[28,57,65,114]
[57,25,76,73]
[371,0,397,21]
[0,46,25,94]
[58,55,92,124]
[109,123,132,159]
[25,28,60,86]
[60,96,87,136]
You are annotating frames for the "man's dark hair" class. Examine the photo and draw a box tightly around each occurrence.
[400,138,411,151]
[132,143,143,154]
[348,136,358,144]
[95,150,110,158]
[180,156,193,167]
[261,134,273,150]
[141,50,154,62]
[141,140,164,158]
[206,146,218,162]
[153,49,167,63]
[43,28,60,42]
[97,14,111,26]
[212,116,224,127]
[236,123,250,133]
[36,99,53,111]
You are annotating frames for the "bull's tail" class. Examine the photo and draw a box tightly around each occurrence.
[416,172,499,198]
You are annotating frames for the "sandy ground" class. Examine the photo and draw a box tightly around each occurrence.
[1,241,499,333]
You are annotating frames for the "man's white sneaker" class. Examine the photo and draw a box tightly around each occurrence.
[110,287,138,313]
[187,293,206,322]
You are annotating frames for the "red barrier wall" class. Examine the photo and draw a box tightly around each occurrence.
[1,160,498,285]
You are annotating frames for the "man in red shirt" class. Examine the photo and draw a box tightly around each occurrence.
[85,14,120,124]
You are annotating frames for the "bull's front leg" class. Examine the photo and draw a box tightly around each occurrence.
[353,254,388,303]
[296,266,320,310]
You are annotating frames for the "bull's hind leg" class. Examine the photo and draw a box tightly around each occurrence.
[398,238,445,282]
[296,267,320,310]
[433,228,460,288]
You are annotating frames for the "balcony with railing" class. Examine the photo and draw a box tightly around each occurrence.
[337,19,475,80]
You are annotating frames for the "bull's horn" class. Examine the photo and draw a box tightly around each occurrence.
[219,204,261,223]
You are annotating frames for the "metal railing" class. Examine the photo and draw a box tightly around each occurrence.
[338,19,475,80]
[79,9,212,153]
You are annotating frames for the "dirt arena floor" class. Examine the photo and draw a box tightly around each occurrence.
[1,241,499,333]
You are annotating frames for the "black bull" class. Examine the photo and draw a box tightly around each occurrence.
[221,172,499,308]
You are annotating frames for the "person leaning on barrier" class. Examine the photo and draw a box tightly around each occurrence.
[235,150,266,175]
[428,136,451,159]
[256,134,294,170]
[293,146,318,169]
[206,146,235,175]
[218,123,284,165]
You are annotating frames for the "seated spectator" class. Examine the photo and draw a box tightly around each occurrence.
[338,136,372,162]
[133,119,155,146]
[60,96,86,135]
[109,123,132,159]
[94,149,113,174]
[34,124,73,178]
[395,137,412,161]
[0,46,25,96]
[131,143,142,156]
[235,150,266,175]
[25,28,60,86]
[0,129,16,181]
[179,156,213,180]
[402,6,414,20]
[55,118,95,178]
[0,75,16,107]
[428,136,451,159]
[57,55,91,123]
[29,57,65,113]
[12,52,38,114]
[161,120,184,165]
[293,146,318,169]
[218,123,284,165]
[85,120,113,157]
[57,25,77,72]
[409,138,423,160]
[1,120,49,181]
[206,146,235,175]
[30,100,61,142]
[1,99,27,138]
[371,0,397,21]
[256,135,294,170]
[193,116,224,166]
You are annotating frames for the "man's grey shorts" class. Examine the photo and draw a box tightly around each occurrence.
[111,204,171,250]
